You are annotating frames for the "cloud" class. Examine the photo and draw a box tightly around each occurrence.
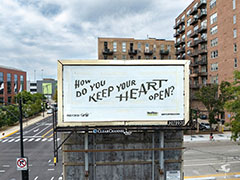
[0,0,193,80]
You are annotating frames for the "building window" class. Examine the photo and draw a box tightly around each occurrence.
[211,50,218,58]
[0,72,3,95]
[153,56,156,59]
[233,15,236,24]
[160,44,164,50]
[210,25,218,35]
[7,73,11,94]
[187,19,191,27]
[187,30,192,37]
[210,0,216,9]
[138,56,141,59]
[138,43,141,51]
[234,58,238,68]
[233,0,236,9]
[14,74,18,94]
[211,75,218,84]
[167,45,171,51]
[187,41,191,48]
[113,42,117,52]
[122,55,126,60]
[168,55,171,59]
[122,42,126,52]
[145,43,149,52]
[20,75,24,92]
[233,29,237,38]
[234,43,237,52]
[8,96,11,104]
[187,9,191,17]
[211,63,218,71]
[211,38,218,47]
[210,13,217,24]
[113,56,117,60]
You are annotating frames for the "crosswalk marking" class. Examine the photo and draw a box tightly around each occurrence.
[1,137,57,143]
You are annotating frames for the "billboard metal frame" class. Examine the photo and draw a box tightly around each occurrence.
[57,60,190,127]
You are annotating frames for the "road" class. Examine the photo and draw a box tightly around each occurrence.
[184,141,240,179]
[0,116,62,180]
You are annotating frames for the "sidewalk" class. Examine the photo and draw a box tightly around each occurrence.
[184,132,233,142]
[0,113,52,139]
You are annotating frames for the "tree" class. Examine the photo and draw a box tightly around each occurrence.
[196,81,232,127]
[225,71,240,141]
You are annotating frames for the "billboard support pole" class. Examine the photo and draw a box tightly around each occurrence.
[159,131,164,180]
[84,132,89,179]
[152,133,155,180]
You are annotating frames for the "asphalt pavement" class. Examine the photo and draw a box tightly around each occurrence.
[0,115,62,180]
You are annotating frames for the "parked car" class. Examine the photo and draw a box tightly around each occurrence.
[199,122,210,130]
[199,114,207,119]
[47,109,53,114]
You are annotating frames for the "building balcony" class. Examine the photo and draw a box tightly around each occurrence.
[190,17,198,25]
[179,27,185,33]
[175,41,181,47]
[160,50,169,55]
[198,0,207,9]
[173,23,180,29]
[102,49,113,55]
[179,47,185,53]
[190,7,198,15]
[174,31,180,37]
[179,19,185,25]
[198,71,208,76]
[190,71,199,78]
[128,49,138,55]
[199,48,207,54]
[198,9,207,19]
[180,39,185,45]
[198,59,207,65]
[190,30,199,38]
[199,37,207,44]
[190,40,201,47]
[182,54,186,59]
[190,51,199,57]
[190,61,199,67]
[175,49,181,55]
[198,25,207,33]
[144,50,153,55]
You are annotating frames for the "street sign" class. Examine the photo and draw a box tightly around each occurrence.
[16,157,28,171]
[166,170,180,180]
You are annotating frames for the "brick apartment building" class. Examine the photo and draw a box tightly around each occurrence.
[98,37,176,60]
[0,65,27,104]
[174,0,240,119]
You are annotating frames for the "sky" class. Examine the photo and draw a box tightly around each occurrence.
[0,0,193,81]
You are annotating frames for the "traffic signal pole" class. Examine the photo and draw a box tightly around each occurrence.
[19,99,29,180]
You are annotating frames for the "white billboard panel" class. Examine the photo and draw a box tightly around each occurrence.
[58,60,189,126]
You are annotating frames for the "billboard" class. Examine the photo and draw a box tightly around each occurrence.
[58,60,189,127]
[42,83,52,95]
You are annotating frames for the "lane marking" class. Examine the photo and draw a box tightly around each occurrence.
[48,169,55,171]
[33,128,39,133]
[42,138,48,142]
[35,138,41,142]
[34,125,51,137]
[34,176,38,180]
[0,170,5,173]
[28,138,34,142]
[2,165,10,168]
[2,139,9,143]
[14,139,20,142]
[8,139,15,142]
[48,160,51,163]
[59,177,63,180]
[184,177,216,180]
[0,130,19,139]
[184,161,240,167]
[50,177,54,180]
[47,132,54,138]
[23,139,28,142]
[41,128,53,138]
[49,163,54,166]
[48,138,53,142]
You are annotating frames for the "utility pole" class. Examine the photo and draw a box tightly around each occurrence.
[19,99,29,180]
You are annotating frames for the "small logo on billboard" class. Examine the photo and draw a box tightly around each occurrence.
[147,112,158,116]
[92,129,132,135]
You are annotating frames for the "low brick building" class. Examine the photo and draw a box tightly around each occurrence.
[0,65,27,104]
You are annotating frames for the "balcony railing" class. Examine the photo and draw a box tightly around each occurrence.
[144,50,153,55]
[190,51,199,57]
[128,49,138,55]
[198,71,208,76]
[175,41,181,47]
[198,0,207,8]
[190,30,199,38]
[198,9,207,19]
[190,16,198,25]
[179,27,185,33]
[175,49,181,55]
[160,50,169,55]
[179,47,185,53]
[102,49,113,55]
[198,59,207,65]
[199,48,207,54]
[199,37,207,44]
[190,61,199,67]
[198,25,207,33]
[190,7,198,15]
[180,39,185,45]
[190,39,201,47]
